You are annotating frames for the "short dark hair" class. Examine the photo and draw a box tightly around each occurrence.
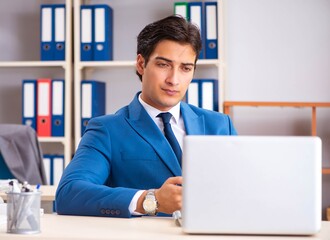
[136,15,202,81]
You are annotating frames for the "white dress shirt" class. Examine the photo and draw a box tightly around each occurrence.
[128,94,186,215]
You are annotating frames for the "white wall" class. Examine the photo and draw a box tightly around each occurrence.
[225,0,330,101]
[224,0,330,219]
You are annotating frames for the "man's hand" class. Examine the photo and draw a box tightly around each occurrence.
[155,176,182,214]
[136,176,183,214]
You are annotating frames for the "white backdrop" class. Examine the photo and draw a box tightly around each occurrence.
[223,0,330,219]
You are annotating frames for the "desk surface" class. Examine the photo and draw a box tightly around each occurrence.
[0,214,329,240]
[0,185,56,201]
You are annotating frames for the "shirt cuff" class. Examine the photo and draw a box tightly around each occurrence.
[128,190,145,216]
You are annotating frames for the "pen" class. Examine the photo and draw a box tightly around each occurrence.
[34,184,41,192]
[172,210,181,220]
[172,210,182,226]
[21,181,32,193]
[8,180,21,230]
[8,180,21,193]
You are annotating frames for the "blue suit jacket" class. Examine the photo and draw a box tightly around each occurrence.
[56,93,237,218]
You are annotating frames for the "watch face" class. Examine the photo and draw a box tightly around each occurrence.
[143,199,157,212]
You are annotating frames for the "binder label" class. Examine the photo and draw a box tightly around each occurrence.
[55,7,65,42]
[52,81,63,115]
[190,6,202,31]
[82,84,92,118]
[187,81,199,107]
[94,8,105,43]
[176,6,187,19]
[38,83,50,116]
[41,8,52,42]
[81,9,92,43]
[206,5,217,40]
[202,82,214,110]
[23,83,35,118]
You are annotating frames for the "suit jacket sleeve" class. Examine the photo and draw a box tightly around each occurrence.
[55,118,139,218]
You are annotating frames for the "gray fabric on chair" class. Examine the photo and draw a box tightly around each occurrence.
[0,124,47,185]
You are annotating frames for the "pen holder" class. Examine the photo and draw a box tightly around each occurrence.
[6,191,41,234]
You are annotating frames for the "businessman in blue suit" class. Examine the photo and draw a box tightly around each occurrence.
[56,15,237,218]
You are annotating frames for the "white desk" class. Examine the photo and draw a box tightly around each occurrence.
[0,214,329,240]
[0,185,56,213]
[0,185,56,201]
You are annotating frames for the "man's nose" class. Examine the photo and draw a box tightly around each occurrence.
[166,69,180,85]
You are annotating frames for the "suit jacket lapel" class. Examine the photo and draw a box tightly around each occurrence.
[181,102,205,135]
[125,94,182,176]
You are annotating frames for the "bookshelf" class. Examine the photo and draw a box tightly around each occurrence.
[73,0,224,149]
[0,0,73,168]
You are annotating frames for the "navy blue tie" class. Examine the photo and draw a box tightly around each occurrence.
[157,112,182,166]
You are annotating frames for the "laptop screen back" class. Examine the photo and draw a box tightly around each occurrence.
[182,136,321,235]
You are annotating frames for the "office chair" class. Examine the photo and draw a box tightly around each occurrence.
[0,153,14,179]
[0,124,47,185]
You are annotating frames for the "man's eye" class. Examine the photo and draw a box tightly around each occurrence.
[157,63,169,68]
[183,66,193,72]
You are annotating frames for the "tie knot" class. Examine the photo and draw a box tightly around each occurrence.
[157,112,172,124]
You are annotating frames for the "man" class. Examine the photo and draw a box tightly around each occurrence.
[56,15,237,218]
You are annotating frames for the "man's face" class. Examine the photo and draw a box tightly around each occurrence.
[136,40,196,111]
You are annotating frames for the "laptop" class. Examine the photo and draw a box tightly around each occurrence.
[181,136,322,235]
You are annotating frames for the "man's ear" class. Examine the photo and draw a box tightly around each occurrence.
[136,54,145,76]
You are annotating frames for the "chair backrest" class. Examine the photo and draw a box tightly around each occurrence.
[0,152,15,179]
[0,124,47,185]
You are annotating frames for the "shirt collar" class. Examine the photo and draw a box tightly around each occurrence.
[138,93,181,124]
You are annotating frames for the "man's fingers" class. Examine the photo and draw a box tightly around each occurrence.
[166,176,183,185]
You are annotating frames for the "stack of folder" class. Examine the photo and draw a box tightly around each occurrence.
[81,80,106,136]
[174,1,218,59]
[40,4,66,61]
[80,4,113,61]
[22,79,65,137]
[43,154,64,186]
[185,79,219,111]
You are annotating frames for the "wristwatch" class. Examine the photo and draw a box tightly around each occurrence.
[143,189,158,215]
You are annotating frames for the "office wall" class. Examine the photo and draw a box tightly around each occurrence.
[224,0,330,219]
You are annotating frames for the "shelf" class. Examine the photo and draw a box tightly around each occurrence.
[79,61,135,68]
[0,61,67,68]
[78,59,220,69]
[38,137,67,144]
[323,168,330,175]
[197,59,220,66]
[224,101,330,136]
